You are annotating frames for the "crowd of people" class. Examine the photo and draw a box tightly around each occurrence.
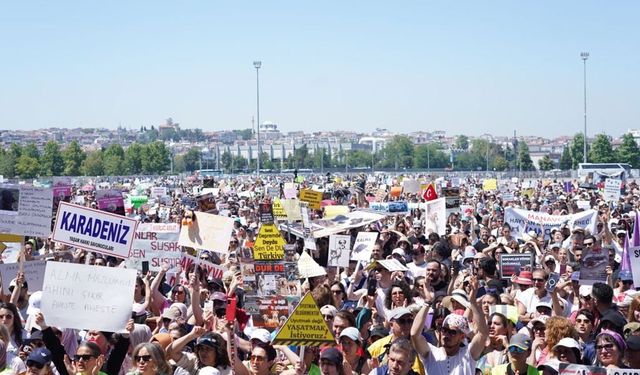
[1,172,640,375]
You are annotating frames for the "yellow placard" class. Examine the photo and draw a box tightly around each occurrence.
[522,188,535,199]
[299,189,322,210]
[272,199,287,219]
[253,223,285,260]
[0,234,22,242]
[272,292,335,346]
[324,205,349,219]
[482,179,498,191]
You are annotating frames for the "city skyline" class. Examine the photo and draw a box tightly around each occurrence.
[1,1,638,137]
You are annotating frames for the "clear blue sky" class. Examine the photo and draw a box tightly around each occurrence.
[1,1,638,138]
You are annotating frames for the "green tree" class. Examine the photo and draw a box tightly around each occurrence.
[103,144,126,175]
[538,154,555,170]
[82,150,104,176]
[616,133,640,168]
[23,143,40,160]
[348,150,374,168]
[380,135,414,169]
[16,154,40,178]
[517,141,534,171]
[9,143,22,159]
[62,140,85,176]
[173,154,186,173]
[414,144,449,169]
[570,133,588,169]
[40,141,64,176]
[313,149,331,170]
[231,155,247,172]
[220,151,232,172]
[493,156,509,171]
[455,135,469,150]
[141,142,170,174]
[559,146,573,170]
[125,143,144,174]
[589,134,615,163]
[0,148,17,178]
[183,148,202,172]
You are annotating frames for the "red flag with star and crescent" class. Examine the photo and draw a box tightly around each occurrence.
[423,183,438,201]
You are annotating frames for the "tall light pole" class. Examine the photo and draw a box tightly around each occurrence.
[254,61,262,177]
[581,52,589,164]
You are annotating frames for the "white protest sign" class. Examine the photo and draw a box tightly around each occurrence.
[606,369,640,375]
[126,223,181,272]
[0,260,46,294]
[52,202,138,259]
[328,234,351,267]
[576,200,591,211]
[283,183,297,199]
[351,232,378,261]
[178,212,234,254]
[180,253,226,280]
[604,178,622,202]
[41,262,137,332]
[0,185,53,237]
[504,207,598,241]
[402,179,420,194]
[151,187,167,198]
[424,198,447,235]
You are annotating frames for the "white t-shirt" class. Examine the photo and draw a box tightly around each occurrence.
[516,287,568,316]
[419,342,476,375]
[407,261,427,280]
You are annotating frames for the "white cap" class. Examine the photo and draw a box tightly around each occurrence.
[320,305,338,317]
[339,327,362,342]
[553,337,581,351]
[391,248,406,257]
[249,328,271,344]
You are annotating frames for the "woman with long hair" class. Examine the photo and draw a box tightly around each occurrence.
[384,281,413,311]
[0,302,26,356]
[477,312,514,373]
[127,343,172,375]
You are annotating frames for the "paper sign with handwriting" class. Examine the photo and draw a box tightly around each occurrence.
[52,202,138,259]
[41,262,137,332]
[125,223,181,272]
[0,185,53,237]
[0,260,46,294]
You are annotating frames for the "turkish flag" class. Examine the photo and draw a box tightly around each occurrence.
[423,183,438,201]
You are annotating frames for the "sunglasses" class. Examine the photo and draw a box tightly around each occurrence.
[508,346,526,354]
[583,242,594,247]
[26,360,45,369]
[134,355,153,363]
[439,327,460,336]
[596,343,615,352]
[74,354,96,362]
[532,278,546,283]
[394,318,413,325]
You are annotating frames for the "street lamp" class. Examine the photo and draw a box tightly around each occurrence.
[254,60,262,177]
[581,52,589,164]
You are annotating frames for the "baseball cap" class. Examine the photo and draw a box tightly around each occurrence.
[320,305,338,318]
[579,285,592,297]
[624,322,640,337]
[249,328,271,344]
[626,335,640,351]
[553,337,581,352]
[509,333,532,350]
[27,347,52,366]
[196,334,222,348]
[339,327,361,342]
[369,325,389,339]
[388,307,412,321]
[319,347,343,366]
[391,248,406,258]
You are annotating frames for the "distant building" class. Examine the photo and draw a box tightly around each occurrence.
[258,121,281,140]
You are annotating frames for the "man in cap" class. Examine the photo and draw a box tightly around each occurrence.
[516,269,565,324]
[318,347,344,375]
[491,334,538,375]
[592,282,627,335]
[411,276,488,374]
[25,347,53,375]
[369,307,422,375]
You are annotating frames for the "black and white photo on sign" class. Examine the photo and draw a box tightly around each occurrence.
[328,234,351,267]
